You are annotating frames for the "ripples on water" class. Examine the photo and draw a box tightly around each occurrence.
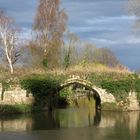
[0,98,140,140]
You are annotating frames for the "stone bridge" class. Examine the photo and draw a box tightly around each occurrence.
[59,77,116,109]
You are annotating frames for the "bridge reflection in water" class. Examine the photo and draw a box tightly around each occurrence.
[0,106,139,138]
[0,84,139,140]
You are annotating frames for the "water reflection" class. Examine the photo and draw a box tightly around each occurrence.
[0,114,32,132]
[0,109,139,133]
[0,109,140,140]
[0,94,140,140]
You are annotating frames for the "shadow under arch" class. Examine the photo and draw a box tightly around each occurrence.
[58,79,101,110]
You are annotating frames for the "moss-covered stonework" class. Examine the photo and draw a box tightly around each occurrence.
[0,73,140,113]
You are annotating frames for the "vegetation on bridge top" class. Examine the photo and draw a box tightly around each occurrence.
[0,63,139,112]
[0,0,137,112]
[0,0,140,113]
[19,69,140,106]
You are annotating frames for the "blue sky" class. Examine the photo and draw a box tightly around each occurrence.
[0,0,140,70]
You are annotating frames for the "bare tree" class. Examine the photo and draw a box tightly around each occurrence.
[33,0,67,68]
[127,0,140,29]
[79,43,120,67]
[80,43,96,63]
[25,40,44,67]
[62,32,80,68]
[0,10,20,74]
[92,48,120,67]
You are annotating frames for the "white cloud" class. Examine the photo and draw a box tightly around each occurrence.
[86,16,137,24]
[125,36,140,44]
[1,0,140,70]
[90,35,140,46]
[19,28,32,40]
[89,38,116,45]
[70,26,117,33]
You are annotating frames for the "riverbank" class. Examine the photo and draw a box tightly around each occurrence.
[0,104,32,114]
[0,64,140,113]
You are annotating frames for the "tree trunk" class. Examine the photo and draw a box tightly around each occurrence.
[8,59,14,74]
[5,47,14,74]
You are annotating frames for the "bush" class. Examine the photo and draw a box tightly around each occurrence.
[59,87,73,99]
[21,74,65,96]
[20,73,140,110]
[100,74,140,101]
[87,72,129,87]
[56,87,74,107]
[0,104,32,114]
[20,74,66,110]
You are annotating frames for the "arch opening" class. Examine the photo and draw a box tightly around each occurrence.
[59,81,101,110]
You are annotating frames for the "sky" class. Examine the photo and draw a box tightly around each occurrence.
[0,0,140,71]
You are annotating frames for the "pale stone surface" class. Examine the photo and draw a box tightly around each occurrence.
[61,78,116,104]
[61,77,140,111]
[127,91,140,111]
[93,87,116,104]
[0,78,139,111]
[98,117,115,128]
[0,87,34,105]
[0,118,33,131]
[127,112,140,134]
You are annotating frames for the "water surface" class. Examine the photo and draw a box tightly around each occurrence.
[0,106,140,140]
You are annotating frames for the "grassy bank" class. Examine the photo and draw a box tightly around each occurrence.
[0,103,50,114]
[1,64,139,112]
[20,73,140,111]
[0,104,32,114]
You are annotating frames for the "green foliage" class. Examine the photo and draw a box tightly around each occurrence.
[58,87,73,105]
[20,74,67,109]
[87,73,140,102]
[21,74,62,96]
[133,74,140,100]
[88,72,129,87]
[63,46,72,70]
[101,80,131,93]
[79,59,87,67]
[59,87,73,99]
[0,104,32,114]
[100,74,140,101]
[101,80,130,101]
[18,72,140,110]
[0,80,11,100]
[42,58,48,68]
[63,52,70,69]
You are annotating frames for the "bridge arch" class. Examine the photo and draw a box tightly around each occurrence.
[59,78,116,110]
[59,78,102,109]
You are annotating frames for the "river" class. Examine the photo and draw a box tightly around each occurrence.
[0,106,140,140]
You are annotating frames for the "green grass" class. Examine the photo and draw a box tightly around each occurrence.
[0,104,33,114]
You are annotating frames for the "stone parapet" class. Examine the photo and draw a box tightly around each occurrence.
[127,91,140,111]
[0,87,34,105]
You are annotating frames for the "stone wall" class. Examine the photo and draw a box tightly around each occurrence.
[93,87,116,104]
[127,91,140,111]
[0,83,140,111]
[0,85,34,105]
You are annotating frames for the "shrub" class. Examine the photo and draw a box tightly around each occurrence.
[20,74,66,110]
[100,74,140,102]
[0,104,32,114]
[21,74,65,95]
